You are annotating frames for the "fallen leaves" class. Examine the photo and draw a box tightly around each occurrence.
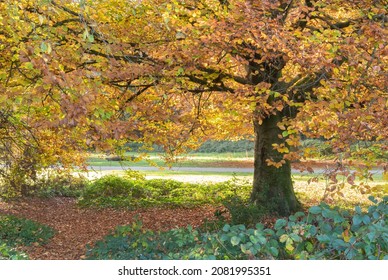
[0,197,219,260]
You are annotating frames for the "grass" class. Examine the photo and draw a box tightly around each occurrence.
[86,151,253,167]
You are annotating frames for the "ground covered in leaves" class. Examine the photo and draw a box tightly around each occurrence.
[0,198,218,260]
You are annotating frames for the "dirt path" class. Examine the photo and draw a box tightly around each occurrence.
[0,198,219,260]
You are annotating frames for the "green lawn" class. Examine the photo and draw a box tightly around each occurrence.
[86,151,253,167]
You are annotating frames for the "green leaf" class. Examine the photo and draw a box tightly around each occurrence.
[322,209,332,219]
[258,236,267,245]
[249,235,259,244]
[368,196,377,203]
[289,233,302,243]
[309,206,322,215]
[317,234,330,243]
[306,242,314,253]
[362,215,371,225]
[237,225,246,231]
[230,236,241,246]
[288,215,296,222]
[220,234,229,242]
[274,219,287,230]
[222,224,230,232]
[333,213,345,223]
[308,225,317,236]
[366,232,376,242]
[352,215,362,226]
[255,223,264,230]
[269,247,279,257]
[321,223,332,233]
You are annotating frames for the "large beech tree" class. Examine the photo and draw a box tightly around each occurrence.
[1,0,387,213]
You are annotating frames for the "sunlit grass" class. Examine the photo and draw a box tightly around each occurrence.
[86,152,254,167]
[76,168,386,211]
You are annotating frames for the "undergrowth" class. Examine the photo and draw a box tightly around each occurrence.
[77,174,251,209]
[86,196,388,260]
[0,215,55,260]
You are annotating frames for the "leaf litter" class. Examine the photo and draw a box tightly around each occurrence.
[0,197,219,259]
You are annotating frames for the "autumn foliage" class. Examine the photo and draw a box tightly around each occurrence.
[0,0,387,213]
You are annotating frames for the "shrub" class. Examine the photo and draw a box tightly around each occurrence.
[275,196,388,260]
[194,140,254,153]
[86,219,202,260]
[78,175,146,208]
[0,170,88,199]
[86,197,388,260]
[0,215,55,260]
[78,175,251,209]
[31,173,88,198]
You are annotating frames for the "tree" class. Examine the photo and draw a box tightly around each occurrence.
[0,0,203,195]
[152,0,387,214]
[1,0,386,214]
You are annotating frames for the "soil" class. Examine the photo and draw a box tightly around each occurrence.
[0,197,221,260]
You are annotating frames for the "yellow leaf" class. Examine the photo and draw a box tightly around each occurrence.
[342,229,350,242]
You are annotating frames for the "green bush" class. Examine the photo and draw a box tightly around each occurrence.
[78,175,251,209]
[194,140,254,153]
[78,175,145,208]
[0,215,55,260]
[86,197,388,260]
[126,140,255,153]
[31,173,88,198]
[0,171,88,199]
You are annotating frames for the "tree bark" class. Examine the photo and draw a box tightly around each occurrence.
[250,112,300,215]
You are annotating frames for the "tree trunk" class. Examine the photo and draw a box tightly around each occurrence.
[250,113,300,215]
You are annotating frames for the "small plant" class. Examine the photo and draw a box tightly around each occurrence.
[0,215,55,247]
[0,243,28,260]
[0,215,55,260]
[86,197,388,260]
